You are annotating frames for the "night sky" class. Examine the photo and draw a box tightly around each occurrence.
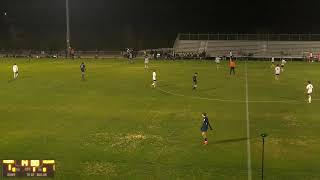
[1,0,320,50]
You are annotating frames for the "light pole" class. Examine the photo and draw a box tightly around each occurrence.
[66,0,71,57]
[260,133,268,180]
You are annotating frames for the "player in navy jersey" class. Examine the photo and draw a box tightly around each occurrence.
[80,62,86,80]
[200,112,212,145]
[193,72,198,90]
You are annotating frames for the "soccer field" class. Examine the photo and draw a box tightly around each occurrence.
[0,58,319,180]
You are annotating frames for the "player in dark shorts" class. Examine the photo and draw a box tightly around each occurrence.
[80,62,86,80]
[229,59,236,75]
[200,112,213,145]
[193,72,198,90]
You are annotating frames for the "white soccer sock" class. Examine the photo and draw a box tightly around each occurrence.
[309,96,312,103]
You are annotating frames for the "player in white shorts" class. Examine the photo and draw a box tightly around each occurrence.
[215,56,221,70]
[12,63,19,79]
[306,81,313,103]
[274,64,281,80]
[144,55,149,69]
[152,71,157,88]
[281,59,286,72]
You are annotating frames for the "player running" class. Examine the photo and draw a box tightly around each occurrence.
[229,59,236,75]
[12,63,19,80]
[151,71,157,88]
[200,112,213,145]
[192,72,198,90]
[144,55,149,69]
[80,62,86,80]
[274,64,281,80]
[306,81,314,104]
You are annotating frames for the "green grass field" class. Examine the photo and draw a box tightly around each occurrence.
[0,58,319,180]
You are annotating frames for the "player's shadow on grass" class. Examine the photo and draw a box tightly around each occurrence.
[198,87,218,92]
[8,79,15,83]
[279,96,299,101]
[8,76,32,83]
[212,137,248,144]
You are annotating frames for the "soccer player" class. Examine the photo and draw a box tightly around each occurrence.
[229,51,233,60]
[200,112,213,145]
[70,48,75,59]
[80,62,86,80]
[215,56,221,70]
[151,71,157,88]
[274,64,281,80]
[309,52,313,63]
[129,53,133,63]
[193,72,198,90]
[144,55,149,69]
[12,63,19,79]
[271,57,275,68]
[229,59,236,75]
[306,81,313,104]
[281,59,286,72]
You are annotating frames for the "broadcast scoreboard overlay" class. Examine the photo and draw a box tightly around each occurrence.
[2,160,55,177]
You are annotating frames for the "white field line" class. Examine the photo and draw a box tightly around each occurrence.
[245,61,252,180]
[157,87,312,104]
[155,65,317,180]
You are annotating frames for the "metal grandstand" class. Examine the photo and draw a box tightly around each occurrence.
[173,33,320,59]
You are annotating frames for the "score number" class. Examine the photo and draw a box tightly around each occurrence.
[2,160,55,177]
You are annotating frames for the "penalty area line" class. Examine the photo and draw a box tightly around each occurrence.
[156,87,309,104]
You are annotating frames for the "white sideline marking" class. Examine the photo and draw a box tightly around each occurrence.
[245,61,252,180]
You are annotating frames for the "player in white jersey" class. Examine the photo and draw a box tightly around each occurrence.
[309,52,313,63]
[281,59,286,72]
[274,64,281,80]
[215,56,221,70]
[306,81,313,103]
[12,63,19,79]
[271,57,275,68]
[151,71,157,88]
[144,55,149,69]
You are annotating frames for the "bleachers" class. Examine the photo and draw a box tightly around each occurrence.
[173,34,320,58]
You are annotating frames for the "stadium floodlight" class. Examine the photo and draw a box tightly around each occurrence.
[66,0,71,56]
[4,12,7,16]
